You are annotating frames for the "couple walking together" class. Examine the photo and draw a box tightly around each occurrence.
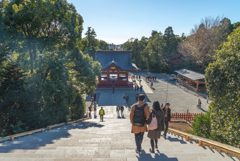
[130,94,171,153]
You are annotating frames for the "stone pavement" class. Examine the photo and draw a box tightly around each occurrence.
[87,72,209,113]
[130,72,209,113]
[0,106,237,161]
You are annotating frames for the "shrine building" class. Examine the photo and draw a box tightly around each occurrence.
[175,69,206,92]
[95,50,139,88]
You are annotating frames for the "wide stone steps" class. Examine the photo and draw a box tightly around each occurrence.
[0,106,238,161]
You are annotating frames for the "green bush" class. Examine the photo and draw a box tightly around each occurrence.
[205,26,240,148]
[186,112,211,139]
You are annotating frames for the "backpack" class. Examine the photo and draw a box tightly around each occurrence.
[148,113,158,130]
[133,104,147,127]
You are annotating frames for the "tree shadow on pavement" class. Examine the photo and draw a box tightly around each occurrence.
[136,150,178,161]
[0,121,104,153]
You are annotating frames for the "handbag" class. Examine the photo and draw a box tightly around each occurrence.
[148,113,158,130]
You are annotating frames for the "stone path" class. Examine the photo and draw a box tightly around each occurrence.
[130,72,209,113]
[0,106,237,161]
[87,72,209,113]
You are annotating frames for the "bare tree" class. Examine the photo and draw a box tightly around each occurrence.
[178,16,231,71]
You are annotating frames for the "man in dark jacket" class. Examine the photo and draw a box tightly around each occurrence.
[120,105,124,117]
[162,102,171,137]
[126,95,129,103]
[94,93,96,102]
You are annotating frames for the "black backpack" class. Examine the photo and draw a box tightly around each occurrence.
[133,104,147,127]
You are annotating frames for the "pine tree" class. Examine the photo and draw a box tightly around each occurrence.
[0,62,27,136]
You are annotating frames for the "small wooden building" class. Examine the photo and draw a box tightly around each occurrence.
[175,69,206,92]
[95,50,139,88]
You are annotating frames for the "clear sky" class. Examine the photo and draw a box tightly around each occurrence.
[67,0,240,44]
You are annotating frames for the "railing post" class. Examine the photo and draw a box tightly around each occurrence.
[10,136,14,141]
[199,140,203,146]
[186,109,189,122]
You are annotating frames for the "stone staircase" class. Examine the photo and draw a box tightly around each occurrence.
[0,106,238,161]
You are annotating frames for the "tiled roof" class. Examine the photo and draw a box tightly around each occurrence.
[95,50,139,71]
[174,69,205,80]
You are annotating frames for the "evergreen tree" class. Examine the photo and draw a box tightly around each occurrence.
[0,62,27,136]
[98,40,108,50]
[205,26,240,148]
[84,27,98,59]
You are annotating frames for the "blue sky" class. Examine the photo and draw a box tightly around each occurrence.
[68,0,240,44]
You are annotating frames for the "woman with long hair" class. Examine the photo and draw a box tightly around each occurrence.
[146,101,165,153]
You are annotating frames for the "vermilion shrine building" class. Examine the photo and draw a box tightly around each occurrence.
[95,50,139,88]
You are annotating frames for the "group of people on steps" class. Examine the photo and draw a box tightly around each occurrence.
[130,94,171,153]
[90,85,172,154]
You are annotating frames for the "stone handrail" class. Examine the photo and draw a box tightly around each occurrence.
[0,117,90,142]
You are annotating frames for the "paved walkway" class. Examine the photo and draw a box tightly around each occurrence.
[0,106,237,161]
[87,72,209,113]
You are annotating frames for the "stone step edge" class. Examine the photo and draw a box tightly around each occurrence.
[168,128,240,159]
[0,117,91,143]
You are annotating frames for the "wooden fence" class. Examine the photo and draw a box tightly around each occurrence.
[171,112,204,121]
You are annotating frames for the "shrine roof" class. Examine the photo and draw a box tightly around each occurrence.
[95,50,139,71]
[174,69,205,80]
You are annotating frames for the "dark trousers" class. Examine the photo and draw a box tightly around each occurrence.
[100,115,103,121]
[164,117,169,135]
[150,139,158,151]
[135,132,144,150]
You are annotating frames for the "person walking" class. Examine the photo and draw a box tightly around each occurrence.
[99,107,105,121]
[139,79,142,85]
[139,75,141,80]
[146,101,164,153]
[135,85,137,91]
[198,99,202,108]
[206,95,209,103]
[150,82,153,88]
[140,85,143,92]
[135,94,138,101]
[162,103,171,137]
[88,105,92,118]
[155,75,157,81]
[126,95,129,103]
[121,105,124,117]
[130,94,150,153]
[94,104,97,117]
[116,105,120,116]
[91,96,94,105]
[112,85,115,94]
[123,95,126,104]
[94,93,96,102]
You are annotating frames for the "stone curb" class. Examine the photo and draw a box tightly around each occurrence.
[168,127,240,158]
[1,117,91,143]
